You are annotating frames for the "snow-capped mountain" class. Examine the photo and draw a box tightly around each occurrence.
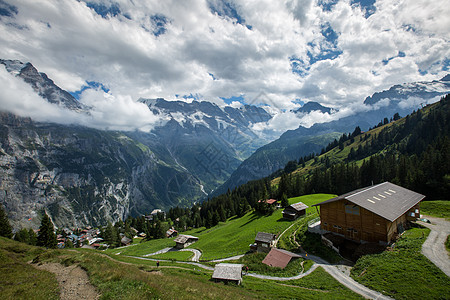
[1,59,89,113]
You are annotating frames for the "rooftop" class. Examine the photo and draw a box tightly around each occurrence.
[212,263,243,281]
[174,234,198,244]
[313,182,425,222]
[262,248,302,269]
[286,202,308,211]
[255,232,276,243]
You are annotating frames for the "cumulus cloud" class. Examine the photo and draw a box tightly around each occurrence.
[0,0,448,130]
[0,66,164,132]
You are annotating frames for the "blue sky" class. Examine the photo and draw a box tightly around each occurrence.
[0,0,449,130]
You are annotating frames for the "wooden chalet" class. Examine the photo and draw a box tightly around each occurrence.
[121,236,132,246]
[262,248,302,269]
[212,263,243,285]
[251,232,276,253]
[174,234,198,249]
[283,202,308,220]
[258,199,278,205]
[166,228,178,238]
[313,182,425,244]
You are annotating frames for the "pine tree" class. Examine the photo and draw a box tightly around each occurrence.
[280,193,289,208]
[37,213,57,248]
[28,228,37,246]
[0,203,13,239]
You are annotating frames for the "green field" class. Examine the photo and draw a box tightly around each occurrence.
[350,226,450,299]
[420,200,450,220]
[150,250,193,261]
[185,194,335,261]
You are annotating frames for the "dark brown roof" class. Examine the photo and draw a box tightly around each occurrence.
[313,182,425,222]
[174,234,198,244]
[212,263,243,281]
[262,248,301,269]
[255,232,276,243]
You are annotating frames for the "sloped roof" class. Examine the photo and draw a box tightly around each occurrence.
[286,202,308,212]
[262,248,302,269]
[121,236,132,244]
[313,182,425,222]
[212,263,243,281]
[255,232,276,243]
[258,199,278,204]
[174,234,198,244]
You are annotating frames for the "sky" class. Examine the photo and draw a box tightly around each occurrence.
[0,0,449,131]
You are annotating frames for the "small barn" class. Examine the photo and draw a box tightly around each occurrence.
[121,236,132,246]
[262,248,302,269]
[166,228,178,238]
[212,263,243,285]
[313,182,425,244]
[174,234,198,249]
[283,202,308,220]
[251,232,277,253]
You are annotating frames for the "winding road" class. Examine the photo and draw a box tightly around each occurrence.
[417,216,450,277]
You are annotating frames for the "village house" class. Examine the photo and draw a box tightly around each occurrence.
[258,199,278,206]
[166,228,178,238]
[283,202,308,220]
[212,263,243,285]
[121,236,132,246]
[262,248,302,269]
[250,232,277,253]
[174,234,198,249]
[312,182,425,244]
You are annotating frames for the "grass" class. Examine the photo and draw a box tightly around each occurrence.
[149,250,193,261]
[242,267,364,299]
[105,237,174,256]
[350,226,450,299]
[187,194,336,261]
[420,200,450,220]
[0,237,59,299]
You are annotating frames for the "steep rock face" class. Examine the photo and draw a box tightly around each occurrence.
[0,113,202,229]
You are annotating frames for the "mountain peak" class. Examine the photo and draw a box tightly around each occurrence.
[295,101,333,114]
[441,74,450,82]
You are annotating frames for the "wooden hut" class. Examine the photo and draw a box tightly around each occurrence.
[283,202,308,220]
[313,182,425,244]
[212,263,243,285]
[251,232,276,253]
[174,234,198,249]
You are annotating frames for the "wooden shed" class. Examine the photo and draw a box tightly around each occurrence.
[212,263,243,285]
[174,234,198,249]
[283,202,308,220]
[313,182,425,244]
[251,232,276,253]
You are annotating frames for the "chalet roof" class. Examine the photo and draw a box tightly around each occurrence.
[174,234,198,244]
[255,232,276,244]
[286,202,308,212]
[121,236,132,245]
[258,199,278,205]
[313,182,425,222]
[166,228,178,236]
[212,263,243,281]
[262,248,302,269]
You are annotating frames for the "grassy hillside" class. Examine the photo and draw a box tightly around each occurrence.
[420,201,450,220]
[0,237,364,299]
[350,226,450,299]
[122,194,335,261]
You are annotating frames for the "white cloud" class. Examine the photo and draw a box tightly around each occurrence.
[0,0,448,130]
[0,65,164,132]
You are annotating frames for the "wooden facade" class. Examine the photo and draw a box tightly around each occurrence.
[318,196,421,243]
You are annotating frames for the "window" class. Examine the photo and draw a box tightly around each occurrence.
[324,222,328,226]
[345,204,360,215]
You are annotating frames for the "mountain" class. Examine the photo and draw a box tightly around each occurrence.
[294,101,334,114]
[0,60,89,113]
[0,59,277,229]
[215,75,450,195]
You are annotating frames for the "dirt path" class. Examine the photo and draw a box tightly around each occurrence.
[418,216,450,277]
[35,263,100,300]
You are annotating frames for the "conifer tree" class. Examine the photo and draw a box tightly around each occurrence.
[280,193,289,208]
[0,203,13,239]
[37,213,57,248]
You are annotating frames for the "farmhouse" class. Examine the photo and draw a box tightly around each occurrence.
[283,202,308,220]
[166,228,178,238]
[251,232,276,253]
[174,234,198,249]
[212,263,243,285]
[258,199,278,205]
[121,236,132,246]
[312,182,425,244]
[262,248,302,269]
